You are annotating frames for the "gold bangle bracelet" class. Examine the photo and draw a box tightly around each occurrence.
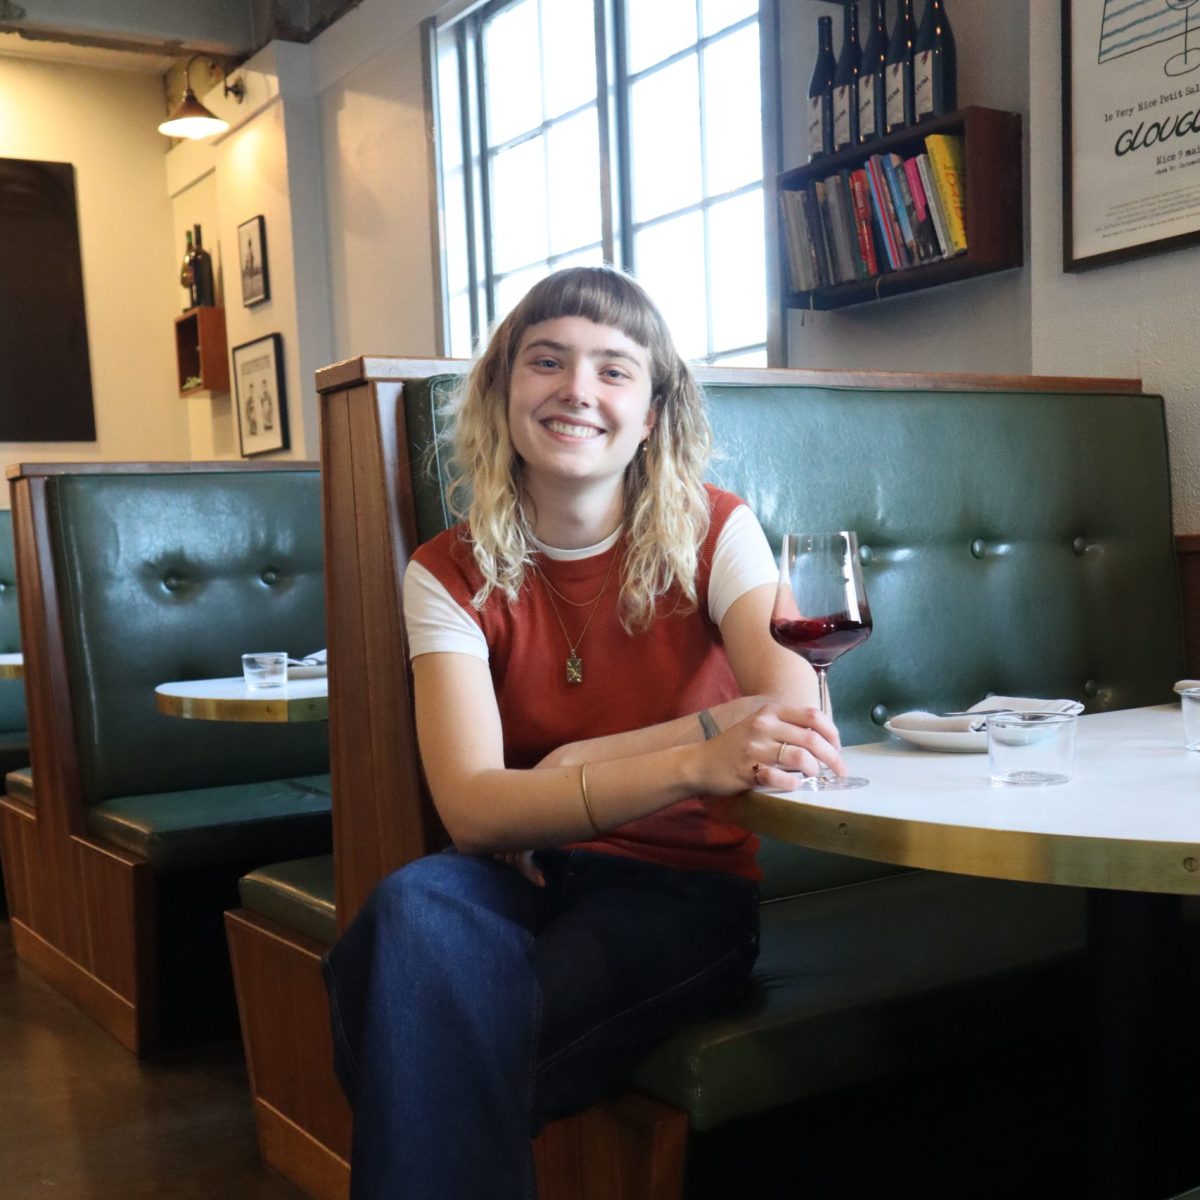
[579,762,601,835]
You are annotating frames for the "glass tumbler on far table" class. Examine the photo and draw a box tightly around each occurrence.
[242,652,287,690]
[770,531,873,790]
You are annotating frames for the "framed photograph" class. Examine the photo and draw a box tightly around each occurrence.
[1063,0,1200,271]
[237,215,270,306]
[232,333,289,457]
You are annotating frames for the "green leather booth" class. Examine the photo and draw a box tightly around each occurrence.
[242,376,1182,1136]
[50,471,332,865]
[0,508,28,774]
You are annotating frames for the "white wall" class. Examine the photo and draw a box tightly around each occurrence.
[1028,8,1200,534]
[0,54,187,486]
[781,0,1032,374]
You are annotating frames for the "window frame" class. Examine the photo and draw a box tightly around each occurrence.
[426,0,782,365]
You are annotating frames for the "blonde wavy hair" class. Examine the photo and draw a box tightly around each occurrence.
[445,266,712,632]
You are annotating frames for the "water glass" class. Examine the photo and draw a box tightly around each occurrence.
[987,712,1076,786]
[1182,687,1200,751]
[242,652,287,690]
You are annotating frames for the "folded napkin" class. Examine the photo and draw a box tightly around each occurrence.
[288,649,327,666]
[889,696,1085,735]
[287,649,328,679]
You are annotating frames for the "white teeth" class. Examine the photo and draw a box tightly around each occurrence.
[544,419,601,438]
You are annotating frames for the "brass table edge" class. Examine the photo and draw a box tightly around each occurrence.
[727,790,1200,896]
[0,664,23,679]
[154,691,329,724]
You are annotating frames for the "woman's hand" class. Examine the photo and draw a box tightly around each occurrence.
[493,850,545,887]
[699,703,846,794]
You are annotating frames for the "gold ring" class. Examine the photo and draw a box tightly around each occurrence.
[776,742,788,766]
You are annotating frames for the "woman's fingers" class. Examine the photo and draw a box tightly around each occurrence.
[493,850,545,886]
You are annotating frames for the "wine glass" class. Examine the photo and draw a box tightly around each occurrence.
[770,531,873,790]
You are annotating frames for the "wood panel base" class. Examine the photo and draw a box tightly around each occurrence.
[227,908,689,1200]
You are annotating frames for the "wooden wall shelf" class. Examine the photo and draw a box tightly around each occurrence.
[174,306,229,396]
[777,106,1023,311]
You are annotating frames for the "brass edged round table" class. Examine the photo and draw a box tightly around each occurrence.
[155,675,328,723]
[726,705,1200,1200]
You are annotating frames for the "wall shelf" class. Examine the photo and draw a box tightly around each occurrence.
[174,306,229,396]
[777,106,1023,311]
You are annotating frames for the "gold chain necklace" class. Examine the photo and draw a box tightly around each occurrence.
[539,552,619,684]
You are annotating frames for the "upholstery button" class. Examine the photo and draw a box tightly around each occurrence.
[970,539,986,559]
[858,544,873,564]
[0,581,8,592]
[163,574,182,592]
[1084,680,1099,698]
[261,568,279,585]
[1072,537,1088,556]
[870,704,888,725]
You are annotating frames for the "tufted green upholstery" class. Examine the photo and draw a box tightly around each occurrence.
[0,508,28,765]
[50,473,329,808]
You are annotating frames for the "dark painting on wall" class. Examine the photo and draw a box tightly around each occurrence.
[0,158,96,441]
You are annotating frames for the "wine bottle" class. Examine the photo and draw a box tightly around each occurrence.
[857,0,888,143]
[180,229,196,310]
[832,3,861,152]
[914,0,957,121]
[885,0,918,134]
[807,16,836,162]
[191,223,216,308]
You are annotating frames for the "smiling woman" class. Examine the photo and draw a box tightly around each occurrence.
[320,266,836,1197]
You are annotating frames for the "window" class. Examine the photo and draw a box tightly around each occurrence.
[431,0,768,365]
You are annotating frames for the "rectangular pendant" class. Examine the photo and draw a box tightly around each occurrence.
[566,652,582,684]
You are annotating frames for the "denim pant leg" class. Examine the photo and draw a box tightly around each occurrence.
[531,851,761,1128]
[323,851,545,1200]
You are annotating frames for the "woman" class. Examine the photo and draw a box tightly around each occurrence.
[324,266,845,1199]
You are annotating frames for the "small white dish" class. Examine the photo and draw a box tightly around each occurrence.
[287,664,327,680]
[884,720,987,754]
[1174,680,1200,696]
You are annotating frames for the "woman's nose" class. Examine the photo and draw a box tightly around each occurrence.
[559,366,594,407]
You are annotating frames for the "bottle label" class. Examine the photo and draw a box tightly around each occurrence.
[885,62,906,129]
[833,85,852,148]
[914,50,933,116]
[808,95,825,158]
[858,74,877,139]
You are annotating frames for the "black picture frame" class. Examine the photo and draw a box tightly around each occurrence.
[232,333,289,457]
[237,215,270,306]
[1063,0,1200,272]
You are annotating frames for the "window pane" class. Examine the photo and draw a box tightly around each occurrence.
[437,34,464,174]
[626,0,697,74]
[547,108,602,257]
[490,135,548,274]
[634,214,708,360]
[542,0,597,119]
[495,262,550,322]
[553,244,606,270]
[703,24,762,197]
[448,289,474,358]
[701,0,757,38]
[711,346,767,366]
[630,57,702,223]
[707,189,765,353]
[484,0,542,146]
[442,164,471,305]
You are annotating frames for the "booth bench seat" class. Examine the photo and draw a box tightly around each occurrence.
[225,357,1182,1200]
[0,463,333,1054]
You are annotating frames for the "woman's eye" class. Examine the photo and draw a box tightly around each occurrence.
[601,368,628,380]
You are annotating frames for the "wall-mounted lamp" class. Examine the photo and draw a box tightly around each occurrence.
[157,55,245,140]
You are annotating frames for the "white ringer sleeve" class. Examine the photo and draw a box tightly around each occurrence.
[403,559,490,661]
[708,505,778,627]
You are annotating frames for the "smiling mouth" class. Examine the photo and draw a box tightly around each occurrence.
[543,418,603,439]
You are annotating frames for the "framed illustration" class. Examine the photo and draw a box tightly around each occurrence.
[237,215,270,306]
[1064,0,1200,271]
[232,333,289,457]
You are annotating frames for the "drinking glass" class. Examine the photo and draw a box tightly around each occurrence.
[242,652,287,689]
[770,531,873,790]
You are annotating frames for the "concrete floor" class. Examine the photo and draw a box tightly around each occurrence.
[0,918,303,1199]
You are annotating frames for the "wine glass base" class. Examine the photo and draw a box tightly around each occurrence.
[797,774,870,791]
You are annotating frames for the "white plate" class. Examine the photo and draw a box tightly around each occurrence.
[1174,680,1200,695]
[884,720,987,754]
[287,664,327,679]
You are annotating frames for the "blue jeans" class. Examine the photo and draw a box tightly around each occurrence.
[322,848,760,1200]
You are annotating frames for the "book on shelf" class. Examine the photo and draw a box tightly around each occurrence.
[864,155,904,270]
[892,154,941,261]
[924,132,968,253]
[800,186,833,287]
[847,169,880,277]
[778,190,808,292]
[915,154,953,257]
[879,154,918,265]
[902,155,946,259]
[829,173,864,280]
[812,181,838,284]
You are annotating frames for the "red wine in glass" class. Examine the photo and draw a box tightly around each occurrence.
[770,531,872,789]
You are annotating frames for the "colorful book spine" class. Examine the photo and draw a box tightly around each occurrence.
[800,185,832,287]
[848,169,880,276]
[893,154,939,261]
[864,156,901,271]
[924,133,968,252]
[902,155,944,259]
[837,171,868,279]
[880,154,917,265]
[777,191,809,291]
[915,153,955,258]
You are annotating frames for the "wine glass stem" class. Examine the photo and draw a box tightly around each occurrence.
[816,668,831,720]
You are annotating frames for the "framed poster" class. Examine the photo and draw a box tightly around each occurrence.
[237,215,270,306]
[1064,0,1200,271]
[232,333,289,457]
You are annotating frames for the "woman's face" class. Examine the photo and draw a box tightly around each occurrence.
[507,316,656,498]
